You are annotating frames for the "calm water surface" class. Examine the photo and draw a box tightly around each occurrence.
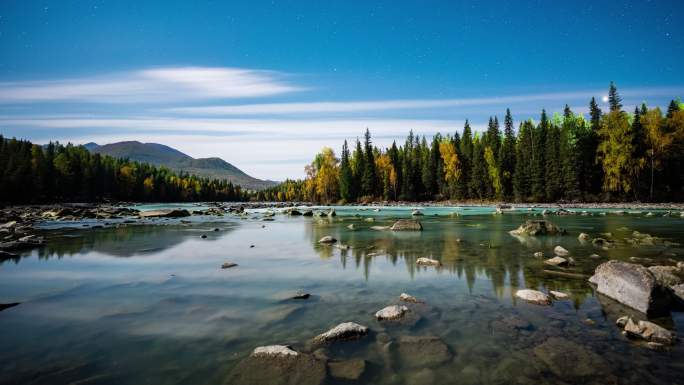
[1,205,683,385]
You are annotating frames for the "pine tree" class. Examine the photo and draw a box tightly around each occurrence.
[499,109,516,200]
[339,140,354,202]
[608,81,622,112]
[530,110,548,201]
[544,121,562,201]
[460,120,474,198]
[361,128,377,197]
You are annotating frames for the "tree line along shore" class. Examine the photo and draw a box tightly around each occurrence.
[1,83,683,205]
[257,83,684,204]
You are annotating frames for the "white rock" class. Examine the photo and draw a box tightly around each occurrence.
[549,290,570,300]
[416,257,441,267]
[251,345,299,358]
[533,251,544,258]
[313,322,369,343]
[515,289,551,305]
[554,245,570,256]
[318,235,337,244]
[399,293,421,303]
[375,305,409,320]
[544,256,568,266]
[578,233,590,242]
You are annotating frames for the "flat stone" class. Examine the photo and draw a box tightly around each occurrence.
[375,305,409,320]
[390,219,422,231]
[515,289,551,305]
[139,209,190,218]
[370,226,390,231]
[318,236,337,244]
[589,260,670,315]
[328,359,366,380]
[416,257,441,267]
[221,262,238,269]
[549,290,570,300]
[252,345,299,358]
[312,322,369,344]
[397,336,452,369]
[533,337,609,378]
[411,209,424,216]
[544,256,568,267]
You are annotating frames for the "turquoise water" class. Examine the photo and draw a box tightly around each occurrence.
[1,205,683,384]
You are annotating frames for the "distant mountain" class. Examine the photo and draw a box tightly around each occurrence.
[86,141,278,190]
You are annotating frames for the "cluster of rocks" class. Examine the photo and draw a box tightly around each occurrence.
[509,220,566,236]
[228,292,452,384]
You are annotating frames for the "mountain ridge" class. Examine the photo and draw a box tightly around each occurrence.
[86,141,277,190]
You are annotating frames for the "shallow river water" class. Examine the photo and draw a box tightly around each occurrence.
[1,205,683,385]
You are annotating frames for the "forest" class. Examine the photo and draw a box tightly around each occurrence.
[257,83,684,203]
[0,138,248,203]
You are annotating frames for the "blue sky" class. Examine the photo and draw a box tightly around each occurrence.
[1,0,683,180]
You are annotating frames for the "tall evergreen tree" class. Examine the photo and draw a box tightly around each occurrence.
[608,81,622,112]
[499,109,516,200]
[361,128,377,197]
[339,140,354,202]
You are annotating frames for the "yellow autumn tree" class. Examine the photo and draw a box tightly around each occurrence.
[439,140,460,198]
[375,153,396,200]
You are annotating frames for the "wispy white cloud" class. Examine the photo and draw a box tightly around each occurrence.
[0,67,302,103]
[166,87,684,116]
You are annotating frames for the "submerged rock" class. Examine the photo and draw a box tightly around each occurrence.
[509,220,565,236]
[515,289,551,305]
[411,209,424,216]
[228,345,326,385]
[328,359,366,380]
[416,257,441,267]
[370,226,390,231]
[589,260,670,315]
[312,322,369,344]
[533,337,609,378]
[397,336,452,369]
[318,236,337,244]
[375,305,409,320]
[390,219,422,231]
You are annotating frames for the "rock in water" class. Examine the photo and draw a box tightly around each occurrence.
[622,318,676,345]
[509,220,564,236]
[347,224,355,230]
[399,293,421,303]
[397,336,452,369]
[533,337,609,378]
[318,236,337,244]
[138,209,191,218]
[416,257,441,267]
[390,219,423,231]
[375,305,409,320]
[553,245,569,256]
[228,345,326,385]
[578,233,590,242]
[589,260,670,315]
[328,359,366,380]
[544,256,568,267]
[648,265,684,287]
[221,262,238,269]
[549,290,570,300]
[411,209,424,216]
[312,322,369,344]
[515,289,551,305]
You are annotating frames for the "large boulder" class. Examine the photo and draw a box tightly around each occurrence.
[227,345,326,385]
[390,219,422,231]
[648,265,684,287]
[589,260,670,315]
[509,220,565,236]
[312,322,369,344]
[139,209,190,218]
[328,359,366,380]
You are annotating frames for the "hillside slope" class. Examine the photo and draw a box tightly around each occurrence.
[87,141,277,190]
